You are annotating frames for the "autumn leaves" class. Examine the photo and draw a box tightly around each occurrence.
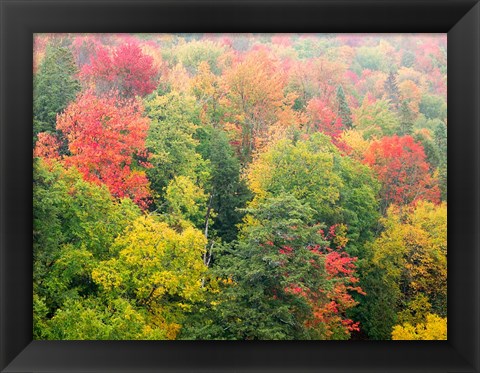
[33,34,447,340]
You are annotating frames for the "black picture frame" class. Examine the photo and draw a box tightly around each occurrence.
[1,0,479,372]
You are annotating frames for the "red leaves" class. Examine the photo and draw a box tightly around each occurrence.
[80,42,159,98]
[54,90,151,208]
[364,135,440,209]
[306,98,344,140]
[274,224,363,337]
[34,132,61,161]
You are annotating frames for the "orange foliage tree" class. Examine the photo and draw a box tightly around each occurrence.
[364,135,440,212]
[36,90,152,209]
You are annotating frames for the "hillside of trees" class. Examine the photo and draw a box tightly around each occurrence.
[33,33,447,340]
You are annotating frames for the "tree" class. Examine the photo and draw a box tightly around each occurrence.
[433,122,447,200]
[202,193,361,340]
[51,91,152,208]
[247,133,380,255]
[196,127,252,242]
[221,48,296,162]
[164,175,210,229]
[398,79,422,116]
[419,94,447,121]
[361,202,447,339]
[192,61,225,127]
[392,314,447,340]
[80,42,159,98]
[364,135,440,212]
[33,159,142,338]
[401,50,415,68]
[383,71,400,110]
[288,57,346,109]
[336,85,353,129]
[174,39,226,75]
[44,297,167,340]
[92,215,208,339]
[143,91,208,208]
[398,100,415,135]
[33,42,80,142]
[306,98,344,140]
[353,98,400,138]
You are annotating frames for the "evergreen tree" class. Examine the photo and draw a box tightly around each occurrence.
[384,71,400,110]
[336,85,353,129]
[398,100,414,135]
[433,122,447,161]
[401,50,415,68]
[33,42,80,144]
[434,122,447,200]
[197,127,252,243]
[203,193,331,340]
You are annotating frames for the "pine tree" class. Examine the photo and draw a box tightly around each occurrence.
[33,42,80,143]
[433,122,447,160]
[398,100,414,135]
[336,85,353,129]
[384,71,400,110]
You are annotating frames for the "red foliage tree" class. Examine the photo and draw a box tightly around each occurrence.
[80,42,159,98]
[278,224,363,339]
[34,132,61,161]
[55,90,152,208]
[306,98,344,140]
[364,135,440,212]
[305,224,363,338]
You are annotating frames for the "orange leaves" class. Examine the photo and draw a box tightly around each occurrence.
[34,132,61,161]
[221,48,294,159]
[364,135,440,210]
[53,91,152,208]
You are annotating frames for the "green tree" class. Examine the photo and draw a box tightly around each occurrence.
[433,122,447,200]
[196,127,252,242]
[144,91,209,208]
[336,85,353,129]
[92,215,208,339]
[384,71,400,110]
[401,50,415,68]
[33,42,80,143]
[33,159,141,337]
[202,193,331,339]
[353,98,400,138]
[398,100,415,135]
[164,175,209,229]
[419,94,447,121]
[247,133,380,256]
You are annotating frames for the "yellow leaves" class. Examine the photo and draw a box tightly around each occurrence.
[168,64,192,93]
[392,314,447,340]
[399,79,421,113]
[165,175,211,227]
[339,129,371,160]
[91,259,123,291]
[94,215,207,303]
[332,224,349,248]
[372,201,447,311]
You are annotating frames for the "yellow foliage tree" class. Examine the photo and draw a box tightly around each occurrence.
[371,201,447,319]
[392,314,447,340]
[92,215,208,339]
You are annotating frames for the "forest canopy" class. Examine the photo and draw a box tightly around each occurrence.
[33,33,447,340]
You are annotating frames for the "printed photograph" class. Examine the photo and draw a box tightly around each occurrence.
[33,33,447,340]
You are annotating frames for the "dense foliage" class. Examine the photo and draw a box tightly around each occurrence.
[33,33,447,340]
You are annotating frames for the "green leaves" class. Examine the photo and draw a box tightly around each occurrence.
[34,42,80,142]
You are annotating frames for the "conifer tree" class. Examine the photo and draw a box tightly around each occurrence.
[34,42,80,143]
[336,85,353,129]
[384,71,400,110]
